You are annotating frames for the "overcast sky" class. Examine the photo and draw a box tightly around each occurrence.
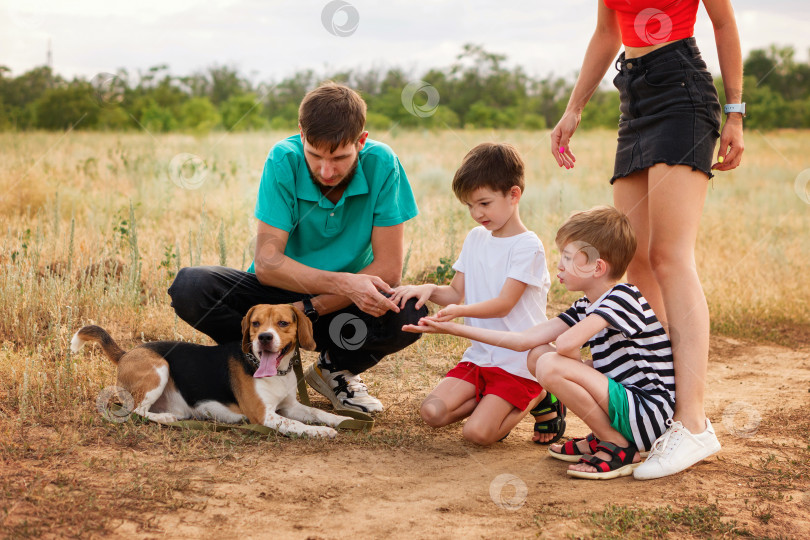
[2,0,809,86]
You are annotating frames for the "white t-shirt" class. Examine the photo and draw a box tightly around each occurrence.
[452,226,551,381]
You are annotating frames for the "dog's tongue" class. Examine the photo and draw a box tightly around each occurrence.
[253,350,280,378]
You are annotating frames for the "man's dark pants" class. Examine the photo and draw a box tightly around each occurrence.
[167,266,428,374]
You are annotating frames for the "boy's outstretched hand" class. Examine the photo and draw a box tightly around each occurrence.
[433,303,463,322]
[391,284,436,309]
[402,316,463,335]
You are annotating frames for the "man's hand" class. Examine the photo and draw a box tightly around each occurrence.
[338,273,399,317]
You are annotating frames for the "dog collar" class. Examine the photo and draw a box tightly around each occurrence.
[244,346,301,376]
[275,346,301,376]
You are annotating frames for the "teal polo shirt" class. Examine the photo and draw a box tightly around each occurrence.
[247,135,418,274]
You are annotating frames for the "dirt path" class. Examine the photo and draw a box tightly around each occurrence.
[4,337,809,539]
[96,337,810,539]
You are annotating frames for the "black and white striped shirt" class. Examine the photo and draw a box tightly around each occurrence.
[558,283,675,451]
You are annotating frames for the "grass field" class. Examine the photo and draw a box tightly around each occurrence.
[1,129,809,538]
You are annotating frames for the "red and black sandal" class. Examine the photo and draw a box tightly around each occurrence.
[567,441,640,480]
[548,433,600,463]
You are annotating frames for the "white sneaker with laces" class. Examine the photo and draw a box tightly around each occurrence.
[633,418,722,480]
[304,353,383,413]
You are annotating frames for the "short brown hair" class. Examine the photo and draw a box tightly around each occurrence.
[298,82,367,152]
[451,142,525,202]
[555,206,637,280]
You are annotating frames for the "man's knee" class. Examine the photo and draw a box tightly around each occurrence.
[168,266,215,318]
[380,297,429,349]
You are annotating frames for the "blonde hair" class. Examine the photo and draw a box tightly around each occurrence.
[555,206,637,280]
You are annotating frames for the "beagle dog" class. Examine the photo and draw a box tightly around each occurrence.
[71,304,352,438]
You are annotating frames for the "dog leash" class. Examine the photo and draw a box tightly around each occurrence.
[114,403,373,434]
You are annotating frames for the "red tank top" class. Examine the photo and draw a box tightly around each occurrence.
[603,0,699,47]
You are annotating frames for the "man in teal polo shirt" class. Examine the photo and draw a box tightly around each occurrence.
[168,83,427,413]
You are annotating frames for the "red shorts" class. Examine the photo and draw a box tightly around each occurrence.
[446,361,543,411]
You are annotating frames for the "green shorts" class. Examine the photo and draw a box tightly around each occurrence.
[607,378,635,444]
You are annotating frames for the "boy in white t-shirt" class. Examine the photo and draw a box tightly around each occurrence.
[391,143,562,446]
[405,207,681,480]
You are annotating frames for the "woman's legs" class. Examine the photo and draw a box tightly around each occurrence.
[615,163,711,433]
[645,163,710,433]
[613,170,666,322]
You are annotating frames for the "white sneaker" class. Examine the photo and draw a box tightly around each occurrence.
[633,418,722,480]
[304,353,383,413]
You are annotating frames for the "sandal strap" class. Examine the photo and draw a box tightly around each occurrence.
[559,433,599,456]
[594,441,637,465]
[530,392,567,445]
[534,416,564,433]
[578,453,615,474]
[560,439,579,455]
[529,392,559,417]
[576,441,638,472]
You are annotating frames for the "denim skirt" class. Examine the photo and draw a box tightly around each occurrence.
[610,37,722,184]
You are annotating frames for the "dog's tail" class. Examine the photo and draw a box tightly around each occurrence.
[71,325,126,363]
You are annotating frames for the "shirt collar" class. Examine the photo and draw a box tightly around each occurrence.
[294,154,369,206]
[585,286,614,314]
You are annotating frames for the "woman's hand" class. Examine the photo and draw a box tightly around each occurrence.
[550,111,581,169]
[712,115,744,171]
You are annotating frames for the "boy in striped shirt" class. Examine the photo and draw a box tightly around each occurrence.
[405,206,676,480]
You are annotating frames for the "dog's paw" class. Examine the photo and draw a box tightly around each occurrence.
[304,426,338,439]
[147,412,178,424]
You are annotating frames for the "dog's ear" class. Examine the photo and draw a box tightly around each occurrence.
[291,304,316,351]
[241,306,258,354]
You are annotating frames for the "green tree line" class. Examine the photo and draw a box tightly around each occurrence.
[1,44,807,133]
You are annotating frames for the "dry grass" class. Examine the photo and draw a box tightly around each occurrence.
[1,129,809,537]
[2,129,807,352]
